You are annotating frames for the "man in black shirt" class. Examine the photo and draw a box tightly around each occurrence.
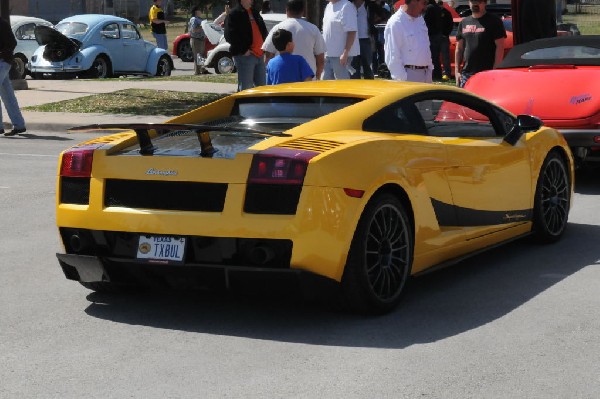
[455,0,506,88]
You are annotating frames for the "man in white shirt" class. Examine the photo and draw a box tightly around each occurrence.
[322,0,359,80]
[262,0,326,79]
[350,0,374,79]
[383,0,433,82]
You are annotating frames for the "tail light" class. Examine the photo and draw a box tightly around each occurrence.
[60,144,103,178]
[248,148,319,185]
[245,148,319,215]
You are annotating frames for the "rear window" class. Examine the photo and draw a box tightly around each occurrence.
[56,22,88,36]
[521,45,600,60]
[233,96,363,119]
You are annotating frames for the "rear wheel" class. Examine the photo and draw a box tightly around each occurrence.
[86,56,111,78]
[177,39,193,62]
[213,52,235,74]
[341,193,413,314]
[155,55,172,76]
[532,151,570,243]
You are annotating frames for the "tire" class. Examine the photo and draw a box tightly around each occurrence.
[11,55,27,80]
[177,39,193,62]
[532,151,570,243]
[86,56,112,79]
[341,193,413,314]
[213,52,236,74]
[155,55,172,76]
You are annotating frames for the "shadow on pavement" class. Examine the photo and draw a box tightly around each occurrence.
[575,167,600,195]
[13,133,73,141]
[83,220,599,349]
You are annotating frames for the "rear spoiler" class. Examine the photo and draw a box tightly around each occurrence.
[68,123,289,157]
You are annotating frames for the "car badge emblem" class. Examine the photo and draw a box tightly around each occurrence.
[146,168,177,176]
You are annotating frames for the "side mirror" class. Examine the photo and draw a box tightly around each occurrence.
[504,115,543,146]
[517,114,543,132]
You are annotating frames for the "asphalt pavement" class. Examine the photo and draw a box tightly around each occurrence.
[2,58,237,133]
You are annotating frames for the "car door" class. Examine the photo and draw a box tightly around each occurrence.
[363,98,464,257]
[98,22,126,71]
[410,91,532,242]
[119,23,148,72]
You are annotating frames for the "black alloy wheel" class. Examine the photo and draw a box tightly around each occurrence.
[178,39,193,62]
[532,151,570,243]
[342,193,413,314]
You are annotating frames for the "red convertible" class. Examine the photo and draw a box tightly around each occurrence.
[464,35,600,167]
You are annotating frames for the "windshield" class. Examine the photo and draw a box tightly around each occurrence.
[56,22,88,36]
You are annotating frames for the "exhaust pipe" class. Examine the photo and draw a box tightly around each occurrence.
[248,245,275,265]
[69,234,89,253]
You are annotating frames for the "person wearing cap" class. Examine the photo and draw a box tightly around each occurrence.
[383,0,433,82]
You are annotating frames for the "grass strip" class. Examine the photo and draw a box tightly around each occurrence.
[24,89,228,116]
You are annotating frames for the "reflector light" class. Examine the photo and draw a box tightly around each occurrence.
[60,144,103,177]
[343,188,365,198]
[248,148,319,185]
[594,136,600,144]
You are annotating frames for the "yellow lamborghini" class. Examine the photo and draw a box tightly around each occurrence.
[56,80,573,314]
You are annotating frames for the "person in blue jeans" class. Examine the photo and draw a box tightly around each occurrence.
[266,29,314,85]
[0,17,26,137]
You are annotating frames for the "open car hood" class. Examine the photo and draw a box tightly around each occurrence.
[34,25,80,62]
[466,68,600,123]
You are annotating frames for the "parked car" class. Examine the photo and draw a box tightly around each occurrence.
[57,80,572,314]
[10,15,54,79]
[205,13,286,74]
[464,35,600,168]
[172,20,223,62]
[29,14,173,79]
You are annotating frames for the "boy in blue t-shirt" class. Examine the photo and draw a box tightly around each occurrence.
[266,29,314,85]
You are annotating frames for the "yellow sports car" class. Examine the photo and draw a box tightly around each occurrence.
[56,80,573,314]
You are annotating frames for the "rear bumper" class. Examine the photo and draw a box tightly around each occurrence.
[56,252,336,292]
[29,64,82,73]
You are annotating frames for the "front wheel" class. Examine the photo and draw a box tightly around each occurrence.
[532,151,570,243]
[341,193,413,314]
[155,55,172,76]
[213,52,235,74]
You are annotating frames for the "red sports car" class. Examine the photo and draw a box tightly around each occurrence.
[464,35,600,167]
[172,20,222,62]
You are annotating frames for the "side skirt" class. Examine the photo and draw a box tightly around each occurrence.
[412,232,531,277]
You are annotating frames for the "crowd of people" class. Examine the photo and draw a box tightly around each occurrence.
[213,0,510,91]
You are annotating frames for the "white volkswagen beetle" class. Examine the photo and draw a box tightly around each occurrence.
[10,15,53,79]
[205,13,286,74]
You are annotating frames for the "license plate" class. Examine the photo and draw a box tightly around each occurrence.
[137,235,186,262]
